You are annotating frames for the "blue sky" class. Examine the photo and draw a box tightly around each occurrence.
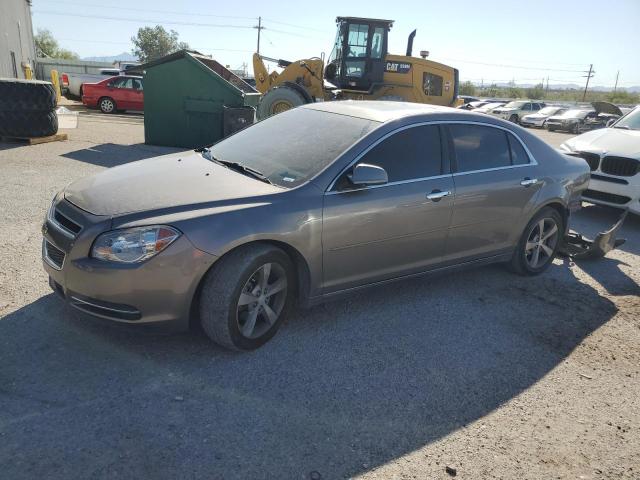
[32,0,640,87]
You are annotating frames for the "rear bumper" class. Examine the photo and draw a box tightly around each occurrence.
[81,96,98,107]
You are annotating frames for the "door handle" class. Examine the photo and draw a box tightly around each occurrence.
[426,190,451,201]
[520,177,538,187]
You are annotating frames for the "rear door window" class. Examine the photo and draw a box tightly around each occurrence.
[449,124,511,172]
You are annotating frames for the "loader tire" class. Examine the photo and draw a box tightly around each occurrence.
[0,79,57,112]
[0,110,58,138]
[257,86,306,120]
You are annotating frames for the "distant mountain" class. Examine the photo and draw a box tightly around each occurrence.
[82,52,138,63]
[464,80,640,93]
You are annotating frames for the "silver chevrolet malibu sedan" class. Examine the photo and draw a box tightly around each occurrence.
[42,102,590,350]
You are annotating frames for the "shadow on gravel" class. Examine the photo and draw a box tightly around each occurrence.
[61,143,182,167]
[0,263,618,480]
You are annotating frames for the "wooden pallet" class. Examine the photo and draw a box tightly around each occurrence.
[0,133,68,145]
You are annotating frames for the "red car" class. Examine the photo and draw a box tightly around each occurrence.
[82,75,144,113]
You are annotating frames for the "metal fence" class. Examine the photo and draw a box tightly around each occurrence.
[35,58,113,81]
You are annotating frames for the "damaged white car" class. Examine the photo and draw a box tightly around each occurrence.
[560,106,640,215]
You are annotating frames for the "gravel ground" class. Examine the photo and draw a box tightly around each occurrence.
[0,112,638,480]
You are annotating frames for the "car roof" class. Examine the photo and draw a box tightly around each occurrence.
[303,101,460,123]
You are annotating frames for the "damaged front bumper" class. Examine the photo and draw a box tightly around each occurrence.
[559,210,627,260]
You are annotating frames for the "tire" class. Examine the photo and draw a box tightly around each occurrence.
[509,114,519,124]
[257,86,306,120]
[0,79,57,112]
[508,207,563,276]
[572,122,580,134]
[0,110,58,138]
[547,126,555,132]
[99,97,117,114]
[199,244,295,351]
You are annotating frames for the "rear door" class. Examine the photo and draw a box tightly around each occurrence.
[444,123,542,261]
[322,124,454,292]
[130,78,144,110]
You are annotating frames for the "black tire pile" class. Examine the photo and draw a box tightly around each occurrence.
[0,79,59,138]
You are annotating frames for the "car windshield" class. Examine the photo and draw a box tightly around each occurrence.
[539,106,560,115]
[561,109,590,119]
[207,108,379,188]
[503,101,527,109]
[613,107,640,130]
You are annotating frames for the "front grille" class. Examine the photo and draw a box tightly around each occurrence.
[582,189,631,205]
[53,209,82,235]
[600,156,639,177]
[569,151,600,171]
[44,240,65,269]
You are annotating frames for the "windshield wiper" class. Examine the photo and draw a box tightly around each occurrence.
[201,150,274,185]
[613,125,630,130]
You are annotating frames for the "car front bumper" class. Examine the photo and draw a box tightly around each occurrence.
[583,176,640,215]
[42,197,217,328]
[520,118,544,127]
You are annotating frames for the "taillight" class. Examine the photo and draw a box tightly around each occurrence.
[61,74,69,86]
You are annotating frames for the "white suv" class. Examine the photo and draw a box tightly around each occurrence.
[560,106,640,215]
[490,100,545,124]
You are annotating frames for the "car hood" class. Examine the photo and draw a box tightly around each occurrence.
[563,128,640,158]
[64,151,282,216]
[592,101,623,116]
[523,113,544,119]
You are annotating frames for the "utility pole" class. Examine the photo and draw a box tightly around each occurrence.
[614,70,619,92]
[254,17,264,54]
[545,76,549,94]
[582,64,594,101]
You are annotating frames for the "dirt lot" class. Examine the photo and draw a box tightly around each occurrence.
[0,111,638,480]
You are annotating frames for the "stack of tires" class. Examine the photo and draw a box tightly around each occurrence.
[0,79,58,138]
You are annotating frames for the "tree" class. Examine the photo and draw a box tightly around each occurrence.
[460,81,477,96]
[34,29,79,59]
[131,26,190,63]
[525,83,545,100]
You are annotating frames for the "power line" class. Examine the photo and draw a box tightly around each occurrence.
[33,10,255,29]
[36,0,257,20]
[439,57,587,73]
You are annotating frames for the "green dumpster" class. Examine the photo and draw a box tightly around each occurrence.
[140,50,260,148]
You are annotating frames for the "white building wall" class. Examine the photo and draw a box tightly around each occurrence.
[0,0,36,79]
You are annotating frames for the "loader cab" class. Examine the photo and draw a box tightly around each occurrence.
[325,17,392,91]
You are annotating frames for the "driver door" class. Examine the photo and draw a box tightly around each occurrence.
[322,124,454,293]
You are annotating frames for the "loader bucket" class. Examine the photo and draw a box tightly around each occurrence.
[559,210,628,260]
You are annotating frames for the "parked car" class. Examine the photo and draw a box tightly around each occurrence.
[520,106,568,128]
[458,95,480,104]
[82,75,144,113]
[457,100,490,110]
[42,102,590,350]
[490,100,546,123]
[560,106,640,215]
[473,101,506,114]
[61,68,120,98]
[582,101,624,131]
[546,109,595,133]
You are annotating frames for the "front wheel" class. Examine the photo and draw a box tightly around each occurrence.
[199,244,295,350]
[509,114,519,124]
[508,207,563,276]
[256,86,306,120]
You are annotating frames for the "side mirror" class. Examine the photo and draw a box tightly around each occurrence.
[349,163,388,186]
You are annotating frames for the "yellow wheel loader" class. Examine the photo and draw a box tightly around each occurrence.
[253,16,461,119]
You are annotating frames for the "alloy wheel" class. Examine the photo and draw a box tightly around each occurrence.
[100,98,114,113]
[236,262,287,339]
[525,218,559,269]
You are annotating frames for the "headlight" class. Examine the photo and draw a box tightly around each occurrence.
[91,226,181,263]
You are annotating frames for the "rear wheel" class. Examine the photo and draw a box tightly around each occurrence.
[99,96,116,114]
[508,207,563,276]
[257,86,306,120]
[199,244,295,350]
